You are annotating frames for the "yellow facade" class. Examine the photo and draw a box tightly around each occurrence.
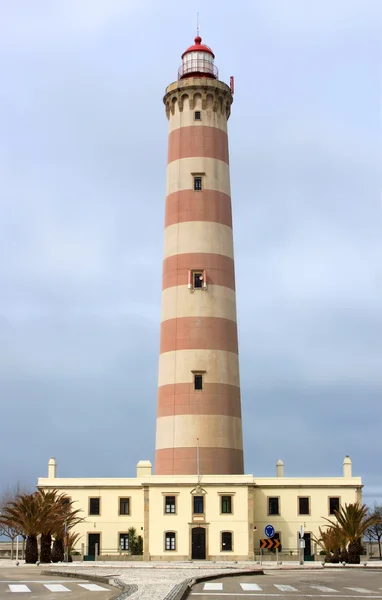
[37,456,362,562]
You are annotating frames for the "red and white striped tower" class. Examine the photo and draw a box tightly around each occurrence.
[155,35,244,475]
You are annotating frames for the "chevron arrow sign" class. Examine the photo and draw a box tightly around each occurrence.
[260,538,281,550]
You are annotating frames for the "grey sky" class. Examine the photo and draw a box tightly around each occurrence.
[0,1,381,505]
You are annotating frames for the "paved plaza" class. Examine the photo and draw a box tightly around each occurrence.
[1,560,381,600]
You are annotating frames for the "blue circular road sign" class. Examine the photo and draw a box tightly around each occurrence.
[265,524,275,538]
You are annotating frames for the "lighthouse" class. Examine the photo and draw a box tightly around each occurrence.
[155,35,244,476]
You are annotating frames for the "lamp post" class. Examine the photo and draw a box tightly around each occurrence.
[64,519,68,563]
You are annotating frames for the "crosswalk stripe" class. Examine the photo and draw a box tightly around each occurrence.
[274,584,298,591]
[9,585,31,593]
[44,584,71,592]
[203,583,223,590]
[78,583,109,591]
[240,583,263,591]
[346,589,374,594]
[310,586,338,592]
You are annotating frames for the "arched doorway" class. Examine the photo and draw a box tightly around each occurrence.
[192,527,206,560]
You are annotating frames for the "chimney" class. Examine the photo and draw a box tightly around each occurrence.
[48,457,56,479]
[343,455,352,478]
[276,459,284,477]
[136,460,152,478]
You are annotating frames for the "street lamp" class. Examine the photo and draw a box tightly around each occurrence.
[64,519,68,563]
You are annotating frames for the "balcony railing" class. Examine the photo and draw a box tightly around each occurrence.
[178,59,218,80]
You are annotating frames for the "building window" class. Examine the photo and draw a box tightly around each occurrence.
[194,111,201,120]
[193,495,204,514]
[165,496,176,514]
[165,532,176,551]
[329,497,340,515]
[194,176,202,191]
[221,496,232,514]
[298,497,310,515]
[119,498,130,515]
[119,533,129,551]
[89,497,100,516]
[221,531,233,551]
[193,271,203,288]
[194,373,203,391]
[268,497,279,516]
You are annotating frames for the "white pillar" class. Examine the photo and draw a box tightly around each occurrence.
[48,457,56,478]
[343,455,352,478]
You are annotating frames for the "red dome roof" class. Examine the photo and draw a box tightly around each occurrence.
[181,36,215,59]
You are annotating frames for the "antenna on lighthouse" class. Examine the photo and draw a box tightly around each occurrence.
[196,12,200,37]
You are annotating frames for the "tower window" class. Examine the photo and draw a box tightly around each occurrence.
[193,272,203,288]
[194,176,202,191]
[194,111,201,120]
[194,373,203,391]
[193,495,204,514]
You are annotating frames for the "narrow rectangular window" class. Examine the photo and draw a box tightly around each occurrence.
[268,497,279,515]
[221,531,232,551]
[194,111,201,120]
[221,496,232,514]
[119,498,130,515]
[194,176,202,191]
[119,533,129,551]
[193,271,203,288]
[298,497,310,515]
[329,497,340,515]
[165,496,176,514]
[89,497,100,516]
[194,373,203,390]
[165,532,176,551]
[193,495,204,514]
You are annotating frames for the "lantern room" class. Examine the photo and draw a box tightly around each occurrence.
[178,36,218,80]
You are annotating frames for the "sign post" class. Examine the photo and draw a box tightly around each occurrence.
[299,526,305,565]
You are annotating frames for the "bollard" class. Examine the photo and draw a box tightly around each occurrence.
[81,543,85,562]
[95,543,98,562]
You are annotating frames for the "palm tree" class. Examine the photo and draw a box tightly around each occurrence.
[51,496,83,563]
[324,502,381,564]
[313,525,343,562]
[66,532,82,562]
[0,493,43,563]
[38,490,71,564]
